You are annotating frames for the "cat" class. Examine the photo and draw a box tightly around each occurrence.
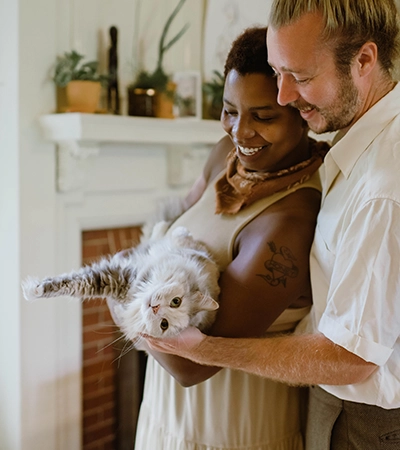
[22,223,220,342]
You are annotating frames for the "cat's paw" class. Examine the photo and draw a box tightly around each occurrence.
[172,226,191,238]
[21,277,45,301]
[150,221,170,239]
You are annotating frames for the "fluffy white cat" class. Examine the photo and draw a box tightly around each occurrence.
[22,224,220,341]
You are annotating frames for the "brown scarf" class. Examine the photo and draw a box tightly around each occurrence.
[214,138,330,214]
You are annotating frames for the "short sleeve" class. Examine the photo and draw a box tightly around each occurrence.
[318,198,400,366]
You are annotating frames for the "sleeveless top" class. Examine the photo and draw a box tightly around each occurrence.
[134,170,321,450]
[170,169,321,272]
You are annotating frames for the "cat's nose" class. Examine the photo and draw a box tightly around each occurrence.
[151,304,160,314]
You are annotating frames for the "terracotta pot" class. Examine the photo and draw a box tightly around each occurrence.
[155,82,176,119]
[154,92,174,118]
[57,80,101,113]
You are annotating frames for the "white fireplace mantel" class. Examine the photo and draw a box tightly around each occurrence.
[39,113,224,151]
[39,113,225,192]
[35,113,226,449]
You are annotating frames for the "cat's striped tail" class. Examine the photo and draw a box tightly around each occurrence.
[21,262,133,302]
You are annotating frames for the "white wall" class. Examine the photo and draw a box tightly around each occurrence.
[18,0,61,447]
[0,1,206,449]
[0,1,21,448]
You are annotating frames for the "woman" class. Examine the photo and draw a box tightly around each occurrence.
[134,27,329,450]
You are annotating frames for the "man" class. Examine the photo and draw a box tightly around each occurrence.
[145,1,400,448]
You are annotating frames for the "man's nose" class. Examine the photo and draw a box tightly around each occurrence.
[276,75,299,106]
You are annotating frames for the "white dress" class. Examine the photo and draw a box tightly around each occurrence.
[134,172,321,450]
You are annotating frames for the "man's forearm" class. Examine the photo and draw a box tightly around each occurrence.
[192,333,377,386]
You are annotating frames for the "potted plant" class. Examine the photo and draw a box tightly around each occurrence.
[128,0,189,118]
[202,70,224,120]
[53,50,108,113]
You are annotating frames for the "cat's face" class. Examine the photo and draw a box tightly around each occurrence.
[114,259,219,340]
[140,282,194,337]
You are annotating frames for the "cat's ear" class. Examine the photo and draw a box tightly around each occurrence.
[193,293,219,312]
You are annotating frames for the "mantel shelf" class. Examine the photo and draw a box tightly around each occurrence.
[39,113,225,193]
[39,113,225,146]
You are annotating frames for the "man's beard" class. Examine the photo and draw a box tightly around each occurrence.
[292,72,362,134]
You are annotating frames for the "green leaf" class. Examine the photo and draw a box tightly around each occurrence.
[156,0,189,71]
[52,50,107,87]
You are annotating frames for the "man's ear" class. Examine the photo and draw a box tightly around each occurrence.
[356,41,378,77]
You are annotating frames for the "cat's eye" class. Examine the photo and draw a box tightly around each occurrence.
[170,297,182,308]
[160,318,169,331]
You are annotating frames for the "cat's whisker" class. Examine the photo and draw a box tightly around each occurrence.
[114,339,136,366]
[89,325,122,337]
[97,333,126,354]
[102,323,122,328]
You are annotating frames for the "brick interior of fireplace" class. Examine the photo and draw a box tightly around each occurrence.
[82,227,147,450]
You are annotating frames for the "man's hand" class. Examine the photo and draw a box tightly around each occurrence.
[143,327,206,359]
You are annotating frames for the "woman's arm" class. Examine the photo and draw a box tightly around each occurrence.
[147,187,322,386]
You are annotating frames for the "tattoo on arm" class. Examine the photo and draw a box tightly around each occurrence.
[257,241,299,287]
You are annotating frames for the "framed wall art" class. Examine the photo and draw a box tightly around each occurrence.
[173,70,202,119]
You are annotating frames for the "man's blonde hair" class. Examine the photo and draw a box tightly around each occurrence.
[269,0,400,74]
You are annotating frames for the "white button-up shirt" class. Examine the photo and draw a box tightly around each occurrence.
[310,83,400,409]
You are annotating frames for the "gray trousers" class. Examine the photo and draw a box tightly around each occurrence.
[306,386,400,450]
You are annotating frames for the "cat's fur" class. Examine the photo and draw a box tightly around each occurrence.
[22,224,220,340]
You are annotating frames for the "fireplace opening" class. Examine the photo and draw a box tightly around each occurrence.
[81,227,147,450]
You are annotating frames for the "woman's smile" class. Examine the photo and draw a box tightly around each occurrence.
[221,70,310,172]
[237,144,268,156]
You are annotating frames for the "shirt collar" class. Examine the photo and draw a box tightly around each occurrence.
[329,82,400,179]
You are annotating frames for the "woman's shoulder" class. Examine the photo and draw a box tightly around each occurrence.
[258,187,321,226]
[236,187,321,252]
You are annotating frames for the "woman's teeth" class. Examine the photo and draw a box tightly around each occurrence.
[238,146,263,156]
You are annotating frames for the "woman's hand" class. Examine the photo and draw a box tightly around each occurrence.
[143,327,206,359]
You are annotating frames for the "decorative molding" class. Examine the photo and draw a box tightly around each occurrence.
[39,113,224,192]
[56,141,99,192]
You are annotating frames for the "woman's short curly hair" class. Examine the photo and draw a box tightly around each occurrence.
[223,27,275,79]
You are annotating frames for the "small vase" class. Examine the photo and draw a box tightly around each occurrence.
[127,87,157,117]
